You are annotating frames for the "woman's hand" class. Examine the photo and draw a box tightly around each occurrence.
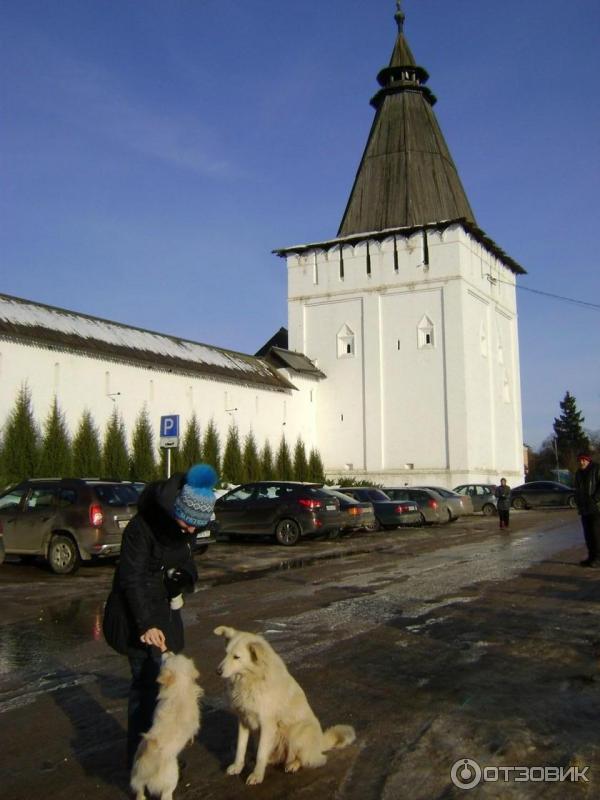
[140,627,166,651]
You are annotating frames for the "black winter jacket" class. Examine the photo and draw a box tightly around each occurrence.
[574,461,600,516]
[103,473,198,655]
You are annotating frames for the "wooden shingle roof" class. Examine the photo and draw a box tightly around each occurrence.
[338,6,476,237]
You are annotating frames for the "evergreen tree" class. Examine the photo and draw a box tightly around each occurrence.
[242,431,261,482]
[307,448,325,482]
[130,408,157,481]
[180,414,202,470]
[72,409,102,477]
[38,397,72,477]
[292,438,309,482]
[260,440,274,480]
[222,424,243,485]
[275,434,293,480]
[202,418,221,478]
[0,384,39,485]
[553,391,590,471]
[102,408,129,479]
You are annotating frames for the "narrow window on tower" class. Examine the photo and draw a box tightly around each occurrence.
[312,252,319,285]
[422,229,429,267]
[417,315,435,349]
[393,236,399,273]
[337,324,355,358]
[366,242,371,276]
[339,245,344,280]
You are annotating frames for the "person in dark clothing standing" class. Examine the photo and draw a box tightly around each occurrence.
[494,478,512,529]
[574,453,600,567]
[103,463,217,767]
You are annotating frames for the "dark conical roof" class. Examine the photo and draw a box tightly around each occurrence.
[338,5,476,237]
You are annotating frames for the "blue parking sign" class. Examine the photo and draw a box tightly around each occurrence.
[160,415,179,438]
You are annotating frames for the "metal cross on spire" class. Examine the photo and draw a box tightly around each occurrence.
[395,0,405,32]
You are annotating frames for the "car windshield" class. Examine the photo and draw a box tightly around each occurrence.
[93,484,139,507]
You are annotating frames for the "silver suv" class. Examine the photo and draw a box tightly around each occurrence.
[0,478,139,574]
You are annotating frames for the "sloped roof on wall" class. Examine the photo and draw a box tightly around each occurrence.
[0,293,296,391]
[264,347,326,378]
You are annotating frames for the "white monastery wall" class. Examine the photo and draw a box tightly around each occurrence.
[0,340,316,457]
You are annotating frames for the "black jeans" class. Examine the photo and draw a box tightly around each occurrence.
[498,509,510,527]
[127,647,162,768]
[581,514,600,562]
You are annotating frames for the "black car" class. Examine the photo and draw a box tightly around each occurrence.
[214,481,340,546]
[319,487,376,532]
[510,481,576,510]
[338,487,421,530]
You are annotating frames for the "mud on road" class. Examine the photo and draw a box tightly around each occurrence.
[1,509,600,799]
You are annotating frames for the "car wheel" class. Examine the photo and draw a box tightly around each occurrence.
[274,519,301,546]
[482,503,496,517]
[418,512,426,527]
[446,509,454,523]
[48,534,81,575]
[512,496,526,510]
[365,518,382,532]
[568,495,577,509]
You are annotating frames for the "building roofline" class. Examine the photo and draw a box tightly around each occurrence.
[273,218,526,275]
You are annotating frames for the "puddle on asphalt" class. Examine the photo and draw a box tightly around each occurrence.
[0,597,105,676]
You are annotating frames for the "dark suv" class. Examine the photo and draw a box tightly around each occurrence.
[0,478,139,574]
[214,481,341,545]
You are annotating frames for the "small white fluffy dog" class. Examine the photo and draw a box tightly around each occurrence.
[130,652,203,800]
[215,625,355,785]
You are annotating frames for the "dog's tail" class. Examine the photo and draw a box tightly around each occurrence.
[322,724,356,751]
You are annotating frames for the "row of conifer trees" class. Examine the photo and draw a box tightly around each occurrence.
[0,386,326,488]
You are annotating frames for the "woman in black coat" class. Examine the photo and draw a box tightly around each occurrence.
[103,463,217,766]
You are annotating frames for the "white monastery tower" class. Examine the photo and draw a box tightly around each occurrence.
[276,4,525,486]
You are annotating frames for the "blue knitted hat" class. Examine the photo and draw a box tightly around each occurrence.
[173,464,218,528]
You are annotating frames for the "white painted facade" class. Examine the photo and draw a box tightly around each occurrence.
[285,223,524,486]
[0,335,319,460]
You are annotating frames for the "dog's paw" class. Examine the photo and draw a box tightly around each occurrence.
[226,763,243,776]
[246,771,264,785]
[285,759,301,773]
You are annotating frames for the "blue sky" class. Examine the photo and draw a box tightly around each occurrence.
[2,0,599,450]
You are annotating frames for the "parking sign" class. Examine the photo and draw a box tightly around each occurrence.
[160,415,180,449]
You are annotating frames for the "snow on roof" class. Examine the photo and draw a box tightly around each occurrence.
[0,293,295,391]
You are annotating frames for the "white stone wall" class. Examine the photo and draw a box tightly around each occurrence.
[286,224,524,486]
[0,340,318,461]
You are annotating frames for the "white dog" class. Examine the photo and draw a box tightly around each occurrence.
[215,625,355,785]
[130,652,203,800]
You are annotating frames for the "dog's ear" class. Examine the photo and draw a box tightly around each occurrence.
[214,625,236,639]
[247,640,267,665]
[158,668,177,687]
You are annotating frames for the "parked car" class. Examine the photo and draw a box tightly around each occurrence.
[0,525,5,565]
[416,486,473,519]
[320,488,376,532]
[383,487,447,525]
[0,478,139,574]
[453,484,498,516]
[510,481,576,510]
[338,487,421,530]
[214,481,341,546]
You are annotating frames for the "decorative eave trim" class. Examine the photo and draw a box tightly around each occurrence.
[274,218,526,276]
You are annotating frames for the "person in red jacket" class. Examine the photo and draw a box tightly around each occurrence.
[574,453,600,567]
[103,463,217,767]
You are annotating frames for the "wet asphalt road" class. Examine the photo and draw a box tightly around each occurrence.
[1,509,599,799]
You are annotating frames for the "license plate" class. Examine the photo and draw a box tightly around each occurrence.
[326,504,336,511]
[195,531,211,539]
[117,519,129,530]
